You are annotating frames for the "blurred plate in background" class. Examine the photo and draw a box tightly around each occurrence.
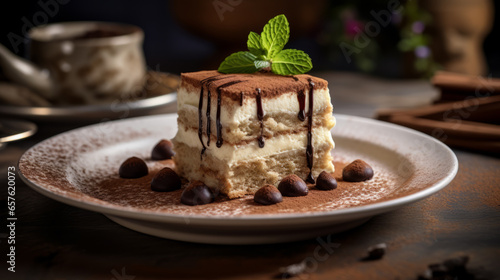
[0,71,179,123]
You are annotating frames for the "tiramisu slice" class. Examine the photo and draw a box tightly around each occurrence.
[173,70,335,198]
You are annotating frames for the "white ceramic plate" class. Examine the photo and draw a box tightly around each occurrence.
[18,114,458,244]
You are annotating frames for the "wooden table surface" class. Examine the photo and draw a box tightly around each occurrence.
[1,72,499,280]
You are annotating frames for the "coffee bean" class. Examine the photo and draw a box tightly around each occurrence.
[417,255,472,280]
[278,261,307,279]
[150,167,181,192]
[428,263,448,278]
[365,243,386,260]
[443,255,469,273]
[151,139,175,160]
[180,181,214,206]
[119,157,148,178]
[254,184,283,205]
[278,174,308,197]
[342,159,374,182]
[316,171,338,190]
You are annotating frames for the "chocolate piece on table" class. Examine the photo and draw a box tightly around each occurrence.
[364,243,386,261]
[427,263,448,278]
[277,261,307,279]
[417,255,472,280]
[151,139,175,160]
[315,171,338,190]
[443,255,469,273]
[254,184,282,205]
[342,159,374,182]
[180,180,214,206]
[278,174,308,197]
[150,167,181,192]
[119,157,148,179]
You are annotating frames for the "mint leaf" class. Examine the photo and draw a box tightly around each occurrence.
[254,60,270,70]
[261,14,289,58]
[218,51,258,73]
[271,49,312,75]
[247,31,264,56]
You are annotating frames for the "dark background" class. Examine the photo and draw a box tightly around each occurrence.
[1,0,499,78]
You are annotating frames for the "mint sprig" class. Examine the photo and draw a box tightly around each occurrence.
[218,14,312,75]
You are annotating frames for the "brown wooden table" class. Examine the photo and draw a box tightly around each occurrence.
[1,72,499,279]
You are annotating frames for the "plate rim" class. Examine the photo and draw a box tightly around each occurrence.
[0,92,177,121]
[18,113,459,225]
[0,118,38,143]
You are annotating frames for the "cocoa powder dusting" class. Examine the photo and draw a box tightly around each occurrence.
[181,70,328,102]
[77,160,422,216]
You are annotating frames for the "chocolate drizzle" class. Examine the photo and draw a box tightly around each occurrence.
[292,77,314,182]
[206,88,212,146]
[198,75,232,157]
[216,80,244,148]
[297,89,306,122]
[306,78,315,183]
[197,86,206,157]
[196,74,316,183]
[256,88,265,148]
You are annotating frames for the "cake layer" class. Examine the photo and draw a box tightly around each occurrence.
[173,125,335,163]
[173,141,335,198]
[177,108,335,146]
[177,85,332,125]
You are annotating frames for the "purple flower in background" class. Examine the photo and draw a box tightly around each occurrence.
[345,19,364,38]
[415,46,430,58]
[412,21,425,34]
[340,8,363,38]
